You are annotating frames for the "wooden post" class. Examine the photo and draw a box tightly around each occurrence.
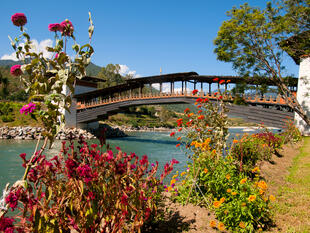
[160,82,162,93]
[194,81,196,90]
[185,81,187,95]
[200,82,203,95]
[209,83,211,95]
[182,81,184,94]
[139,85,142,98]
[170,82,173,94]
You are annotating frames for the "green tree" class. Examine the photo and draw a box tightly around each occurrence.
[214,2,310,126]
[0,72,9,99]
[98,64,132,88]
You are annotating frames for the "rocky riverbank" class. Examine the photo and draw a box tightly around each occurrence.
[0,126,97,140]
[104,124,173,132]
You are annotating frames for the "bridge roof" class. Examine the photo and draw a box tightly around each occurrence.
[74,72,298,99]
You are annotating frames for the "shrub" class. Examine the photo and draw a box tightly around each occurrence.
[1,137,177,232]
[1,115,14,122]
[281,120,302,143]
[169,89,274,232]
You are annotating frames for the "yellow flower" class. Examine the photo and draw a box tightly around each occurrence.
[269,195,276,201]
[227,188,232,193]
[204,168,208,174]
[170,179,176,185]
[232,192,237,196]
[239,222,246,229]
[259,189,265,195]
[167,186,172,192]
[172,174,178,179]
[218,222,225,231]
[209,220,217,228]
[195,142,201,148]
[211,149,216,154]
[252,167,260,173]
[240,178,247,184]
[225,174,231,180]
[220,197,225,203]
[213,200,222,208]
[257,180,267,190]
[241,202,246,207]
[248,195,256,202]
[190,141,197,146]
[182,180,186,185]
[233,139,238,143]
[180,171,186,176]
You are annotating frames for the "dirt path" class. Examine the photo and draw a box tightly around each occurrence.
[262,138,310,233]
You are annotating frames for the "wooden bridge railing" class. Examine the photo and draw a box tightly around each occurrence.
[76,91,294,110]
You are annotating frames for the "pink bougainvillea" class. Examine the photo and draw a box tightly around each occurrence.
[19,102,36,115]
[11,13,27,27]
[10,65,22,76]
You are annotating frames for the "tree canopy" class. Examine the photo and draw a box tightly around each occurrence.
[214,0,310,125]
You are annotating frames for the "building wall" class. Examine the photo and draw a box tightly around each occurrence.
[295,56,310,136]
[64,84,97,128]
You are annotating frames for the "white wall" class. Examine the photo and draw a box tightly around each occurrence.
[295,56,310,136]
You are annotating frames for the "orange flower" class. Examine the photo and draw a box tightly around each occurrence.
[219,80,225,85]
[213,78,219,82]
[248,195,256,202]
[232,191,237,196]
[170,179,176,185]
[198,110,202,113]
[241,202,246,207]
[220,197,225,203]
[180,172,186,176]
[218,222,225,231]
[188,113,194,117]
[269,195,276,201]
[225,174,231,180]
[257,180,267,190]
[227,188,232,193]
[226,80,231,83]
[176,118,183,122]
[209,220,217,228]
[233,139,238,143]
[176,143,181,148]
[177,137,181,141]
[204,168,208,174]
[239,222,246,229]
[213,200,221,208]
[252,167,260,173]
[259,189,265,195]
[240,178,247,184]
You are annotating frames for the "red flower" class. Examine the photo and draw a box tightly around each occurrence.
[184,108,190,113]
[177,137,181,141]
[48,23,63,32]
[121,194,128,205]
[214,92,218,96]
[60,19,74,36]
[198,115,205,120]
[0,217,15,232]
[88,191,95,200]
[170,132,175,137]
[10,65,22,76]
[213,78,219,82]
[178,128,182,132]
[218,95,223,100]
[192,89,198,95]
[198,110,202,113]
[11,13,27,27]
[219,80,225,85]
[176,143,181,147]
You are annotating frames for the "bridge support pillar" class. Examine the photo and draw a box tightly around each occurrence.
[295,56,310,136]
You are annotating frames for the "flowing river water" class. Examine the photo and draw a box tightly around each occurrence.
[0,128,280,191]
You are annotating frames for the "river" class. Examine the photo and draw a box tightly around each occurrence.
[0,128,280,191]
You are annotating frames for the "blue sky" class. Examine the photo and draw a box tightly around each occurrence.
[0,0,299,78]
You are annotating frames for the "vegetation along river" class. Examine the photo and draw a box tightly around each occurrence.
[0,128,280,191]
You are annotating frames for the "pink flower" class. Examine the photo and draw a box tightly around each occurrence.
[60,19,74,36]
[10,65,22,76]
[121,194,128,205]
[0,217,15,232]
[20,102,36,115]
[77,164,94,184]
[11,13,27,27]
[88,191,95,200]
[5,189,21,211]
[48,23,62,32]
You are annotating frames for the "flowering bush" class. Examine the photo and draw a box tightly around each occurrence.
[169,89,275,232]
[1,137,177,232]
[281,120,302,143]
[8,12,94,143]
